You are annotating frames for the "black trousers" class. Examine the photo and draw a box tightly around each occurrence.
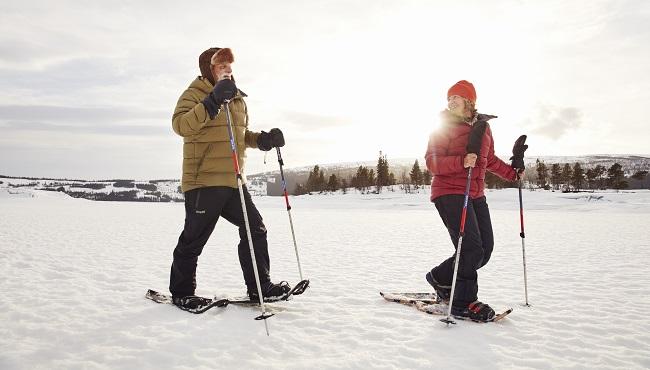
[169,186,270,298]
[430,195,494,308]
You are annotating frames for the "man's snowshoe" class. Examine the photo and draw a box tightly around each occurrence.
[247,281,292,302]
[172,295,215,312]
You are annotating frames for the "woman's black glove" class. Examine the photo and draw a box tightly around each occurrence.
[510,135,528,169]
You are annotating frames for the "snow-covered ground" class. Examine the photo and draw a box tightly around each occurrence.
[1,188,649,369]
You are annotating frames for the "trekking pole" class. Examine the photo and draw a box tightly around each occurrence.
[440,120,487,326]
[440,167,473,326]
[224,100,273,336]
[276,147,305,281]
[518,176,530,306]
[511,134,529,307]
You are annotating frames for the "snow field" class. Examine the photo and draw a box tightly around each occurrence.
[1,189,649,369]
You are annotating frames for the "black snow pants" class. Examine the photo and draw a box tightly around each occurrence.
[429,195,495,308]
[169,186,270,298]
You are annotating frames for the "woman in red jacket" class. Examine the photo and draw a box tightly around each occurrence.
[424,80,520,322]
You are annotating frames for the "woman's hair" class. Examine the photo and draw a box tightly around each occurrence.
[463,98,478,123]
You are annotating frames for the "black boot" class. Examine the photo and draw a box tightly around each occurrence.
[248,281,291,301]
[172,295,213,311]
[451,301,496,322]
[426,272,451,303]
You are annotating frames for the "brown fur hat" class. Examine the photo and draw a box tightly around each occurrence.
[199,47,220,85]
[211,48,234,65]
[198,47,235,85]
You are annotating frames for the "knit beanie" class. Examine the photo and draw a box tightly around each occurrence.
[447,80,477,103]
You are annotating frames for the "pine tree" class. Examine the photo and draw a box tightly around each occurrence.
[352,165,371,192]
[571,163,585,191]
[585,167,597,190]
[594,165,606,189]
[423,169,432,187]
[340,178,348,194]
[607,163,628,190]
[550,163,561,190]
[327,174,340,192]
[368,169,376,190]
[376,151,390,193]
[306,165,320,193]
[410,160,423,190]
[293,183,308,195]
[561,163,573,191]
[318,169,326,192]
[535,159,549,189]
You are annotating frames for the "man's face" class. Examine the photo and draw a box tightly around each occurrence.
[211,62,233,81]
[447,95,466,116]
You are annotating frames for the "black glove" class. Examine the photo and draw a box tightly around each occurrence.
[269,128,285,148]
[510,135,528,169]
[257,128,285,151]
[202,79,238,119]
[257,131,273,151]
[466,121,488,155]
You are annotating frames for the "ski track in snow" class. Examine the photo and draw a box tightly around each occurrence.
[1,189,650,369]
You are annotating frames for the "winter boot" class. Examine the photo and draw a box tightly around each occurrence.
[426,271,451,303]
[451,301,496,322]
[248,281,291,301]
[172,295,213,311]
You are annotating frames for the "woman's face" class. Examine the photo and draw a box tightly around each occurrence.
[447,95,466,116]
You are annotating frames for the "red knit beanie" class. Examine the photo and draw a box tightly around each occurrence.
[447,80,477,103]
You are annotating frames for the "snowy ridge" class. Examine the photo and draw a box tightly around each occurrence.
[0,176,268,201]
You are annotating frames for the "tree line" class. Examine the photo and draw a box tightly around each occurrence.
[293,152,432,195]
[289,155,649,195]
[533,160,648,191]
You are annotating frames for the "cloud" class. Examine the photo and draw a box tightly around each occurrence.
[279,111,349,130]
[528,105,583,140]
[0,104,167,124]
[0,120,169,136]
[0,104,170,136]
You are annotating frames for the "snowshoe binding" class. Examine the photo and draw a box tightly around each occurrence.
[451,301,496,322]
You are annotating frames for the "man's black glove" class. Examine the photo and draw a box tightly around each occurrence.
[257,128,285,151]
[257,131,272,151]
[269,128,284,148]
[510,135,528,169]
[203,79,238,119]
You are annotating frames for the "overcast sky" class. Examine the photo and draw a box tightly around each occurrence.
[1,0,648,179]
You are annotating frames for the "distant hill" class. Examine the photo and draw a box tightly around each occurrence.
[2,154,648,199]
[255,154,650,195]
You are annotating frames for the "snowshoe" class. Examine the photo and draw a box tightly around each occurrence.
[173,295,214,312]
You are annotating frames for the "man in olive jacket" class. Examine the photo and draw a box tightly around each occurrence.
[169,47,289,309]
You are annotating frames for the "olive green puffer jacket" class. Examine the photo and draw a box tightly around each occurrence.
[172,76,260,192]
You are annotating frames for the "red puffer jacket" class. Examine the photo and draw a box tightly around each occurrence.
[425,112,516,201]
